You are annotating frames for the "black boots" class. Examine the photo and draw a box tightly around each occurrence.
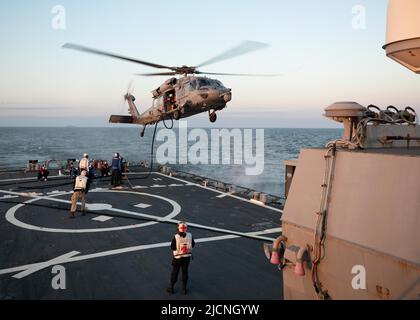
[166,286,188,295]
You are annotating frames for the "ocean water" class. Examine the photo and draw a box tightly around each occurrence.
[0,127,341,197]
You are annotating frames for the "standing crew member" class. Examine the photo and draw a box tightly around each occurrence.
[79,153,89,174]
[166,222,195,295]
[69,169,89,218]
[111,153,122,187]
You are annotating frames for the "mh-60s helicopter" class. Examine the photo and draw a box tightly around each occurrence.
[63,41,279,137]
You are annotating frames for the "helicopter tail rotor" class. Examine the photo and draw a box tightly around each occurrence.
[124,80,135,102]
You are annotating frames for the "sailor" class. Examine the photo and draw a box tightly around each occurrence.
[69,169,90,218]
[88,162,95,180]
[37,165,49,182]
[79,153,89,173]
[164,95,171,113]
[166,222,195,295]
[100,160,110,177]
[111,153,122,187]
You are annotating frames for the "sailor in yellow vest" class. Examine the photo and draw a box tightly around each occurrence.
[69,169,90,218]
[166,222,195,295]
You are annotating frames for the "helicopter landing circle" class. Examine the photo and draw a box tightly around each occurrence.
[5,190,181,233]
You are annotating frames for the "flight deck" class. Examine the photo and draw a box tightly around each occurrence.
[0,168,283,300]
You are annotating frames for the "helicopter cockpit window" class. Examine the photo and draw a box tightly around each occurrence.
[214,80,225,88]
[198,79,210,88]
[189,80,197,91]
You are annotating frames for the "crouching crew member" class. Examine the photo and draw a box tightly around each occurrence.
[69,169,90,218]
[166,222,195,295]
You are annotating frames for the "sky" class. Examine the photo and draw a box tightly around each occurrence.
[0,0,419,127]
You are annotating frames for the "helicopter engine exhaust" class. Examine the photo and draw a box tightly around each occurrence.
[152,78,177,98]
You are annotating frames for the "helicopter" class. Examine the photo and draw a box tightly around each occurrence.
[63,41,279,137]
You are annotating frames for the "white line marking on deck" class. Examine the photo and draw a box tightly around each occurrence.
[0,228,281,279]
[86,203,113,211]
[156,172,283,213]
[0,195,19,200]
[47,190,61,194]
[92,215,113,222]
[134,203,151,209]
[216,194,228,198]
[151,184,166,188]
[11,251,80,279]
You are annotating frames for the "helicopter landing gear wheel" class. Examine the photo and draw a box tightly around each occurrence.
[209,111,217,123]
[173,109,181,120]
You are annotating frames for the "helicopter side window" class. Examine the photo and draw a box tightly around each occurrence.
[154,96,164,111]
[179,86,186,97]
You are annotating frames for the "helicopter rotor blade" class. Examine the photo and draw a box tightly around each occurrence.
[196,40,270,68]
[196,71,282,77]
[134,72,178,76]
[63,43,176,71]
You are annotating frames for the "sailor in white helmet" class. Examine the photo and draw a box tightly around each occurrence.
[69,169,90,218]
[79,153,90,174]
[166,222,195,295]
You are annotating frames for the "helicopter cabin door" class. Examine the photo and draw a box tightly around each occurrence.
[163,90,176,114]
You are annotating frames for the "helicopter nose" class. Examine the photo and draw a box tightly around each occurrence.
[222,91,232,103]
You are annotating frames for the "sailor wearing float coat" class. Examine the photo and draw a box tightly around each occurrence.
[166,222,195,295]
[69,169,90,218]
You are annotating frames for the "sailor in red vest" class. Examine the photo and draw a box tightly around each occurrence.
[166,222,195,295]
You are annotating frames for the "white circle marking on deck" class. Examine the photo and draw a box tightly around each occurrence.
[5,190,181,233]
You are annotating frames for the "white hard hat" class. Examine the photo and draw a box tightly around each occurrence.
[83,153,88,157]
[178,222,187,232]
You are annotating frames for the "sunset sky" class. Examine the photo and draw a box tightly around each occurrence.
[0,0,419,127]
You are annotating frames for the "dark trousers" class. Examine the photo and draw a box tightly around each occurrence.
[170,257,190,289]
[111,169,121,186]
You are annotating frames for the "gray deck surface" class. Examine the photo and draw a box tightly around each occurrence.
[0,169,283,300]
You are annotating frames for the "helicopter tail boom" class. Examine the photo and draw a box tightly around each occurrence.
[125,94,141,118]
[109,115,136,124]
